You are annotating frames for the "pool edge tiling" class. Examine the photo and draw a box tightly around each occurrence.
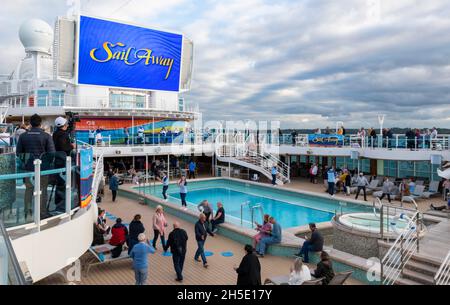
[136,178,373,229]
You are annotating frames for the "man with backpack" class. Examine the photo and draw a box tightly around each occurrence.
[164,221,189,282]
[16,114,55,220]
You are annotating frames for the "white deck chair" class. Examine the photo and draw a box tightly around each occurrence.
[422,181,440,198]
[85,244,131,276]
[401,185,426,203]
[415,180,424,186]
[366,180,380,194]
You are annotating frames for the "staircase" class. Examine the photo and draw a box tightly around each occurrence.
[0,106,8,123]
[215,133,290,185]
[395,253,440,285]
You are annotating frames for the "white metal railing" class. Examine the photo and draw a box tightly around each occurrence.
[0,106,8,123]
[91,154,104,202]
[215,133,290,184]
[434,250,450,285]
[381,211,422,285]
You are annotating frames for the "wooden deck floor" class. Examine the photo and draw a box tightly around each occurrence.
[37,189,362,285]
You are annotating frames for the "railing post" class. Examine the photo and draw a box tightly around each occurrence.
[33,159,41,232]
[395,135,399,148]
[414,137,417,150]
[416,214,420,253]
[380,205,384,240]
[65,156,72,215]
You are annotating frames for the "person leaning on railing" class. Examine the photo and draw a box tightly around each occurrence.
[16,114,55,220]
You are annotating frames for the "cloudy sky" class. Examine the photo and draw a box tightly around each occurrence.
[1,0,450,128]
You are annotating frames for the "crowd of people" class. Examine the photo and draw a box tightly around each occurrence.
[94,199,336,286]
[11,114,75,219]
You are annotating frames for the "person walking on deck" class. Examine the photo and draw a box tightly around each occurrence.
[178,176,188,209]
[164,221,188,282]
[130,233,155,285]
[234,244,261,285]
[327,167,336,196]
[109,170,119,202]
[355,172,369,201]
[152,205,168,250]
[194,213,214,268]
[271,166,277,186]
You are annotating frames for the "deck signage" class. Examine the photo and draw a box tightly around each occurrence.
[77,15,182,92]
[308,134,344,147]
[80,147,93,208]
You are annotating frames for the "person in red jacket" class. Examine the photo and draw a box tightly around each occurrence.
[109,218,129,258]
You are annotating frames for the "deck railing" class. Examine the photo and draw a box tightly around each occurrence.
[0,219,29,285]
[380,210,423,285]
[434,250,450,285]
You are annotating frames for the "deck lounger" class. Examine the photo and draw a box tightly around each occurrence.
[366,180,380,194]
[373,186,400,201]
[328,271,353,285]
[415,180,424,186]
[264,275,290,285]
[264,275,324,285]
[85,244,131,276]
[401,185,426,203]
[422,181,440,198]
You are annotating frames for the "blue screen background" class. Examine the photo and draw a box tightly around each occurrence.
[78,16,182,92]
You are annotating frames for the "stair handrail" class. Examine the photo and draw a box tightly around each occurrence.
[248,150,290,183]
[434,250,450,285]
[381,211,421,285]
[91,153,104,202]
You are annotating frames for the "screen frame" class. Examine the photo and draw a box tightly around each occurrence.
[75,14,184,93]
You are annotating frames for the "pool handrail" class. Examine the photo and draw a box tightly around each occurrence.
[380,210,423,285]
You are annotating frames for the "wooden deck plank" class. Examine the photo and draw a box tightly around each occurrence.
[37,188,362,285]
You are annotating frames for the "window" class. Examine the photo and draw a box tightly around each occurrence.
[110,93,145,109]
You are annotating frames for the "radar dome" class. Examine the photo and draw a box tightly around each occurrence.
[19,19,53,53]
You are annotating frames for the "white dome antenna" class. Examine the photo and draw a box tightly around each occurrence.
[19,19,54,54]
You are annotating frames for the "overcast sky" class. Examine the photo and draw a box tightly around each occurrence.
[1,0,450,128]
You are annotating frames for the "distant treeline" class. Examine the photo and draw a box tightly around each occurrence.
[282,128,450,134]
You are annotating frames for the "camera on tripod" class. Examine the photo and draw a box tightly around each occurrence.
[65,111,81,134]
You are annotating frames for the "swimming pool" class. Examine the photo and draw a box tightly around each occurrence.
[137,179,373,228]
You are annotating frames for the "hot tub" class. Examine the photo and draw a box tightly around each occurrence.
[332,212,419,259]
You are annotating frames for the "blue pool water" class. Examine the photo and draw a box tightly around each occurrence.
[138,179,372,228]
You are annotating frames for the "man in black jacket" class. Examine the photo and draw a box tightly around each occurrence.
[295,223,324,263]
[164,221,189,281]
[234,244,261,285]
[52,117,76,212]
[16,114,55,219]
[194,213,214,268]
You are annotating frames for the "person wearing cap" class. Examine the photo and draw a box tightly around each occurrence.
[355,172,369,201]
[52,116,76,212]
[16,114,56,220]
[53,116,75,157]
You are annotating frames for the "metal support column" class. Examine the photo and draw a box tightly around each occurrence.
[65,156,72,214]
[33,159,42,232]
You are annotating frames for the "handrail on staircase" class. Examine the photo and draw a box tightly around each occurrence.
[380,210,422,285]
[434,250,450,285]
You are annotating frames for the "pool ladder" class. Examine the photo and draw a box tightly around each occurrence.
[240,201,264,228]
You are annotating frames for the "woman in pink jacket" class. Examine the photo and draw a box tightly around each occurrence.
[253,214,272,248]
[152,205,168,249]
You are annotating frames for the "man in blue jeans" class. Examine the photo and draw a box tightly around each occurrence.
[194,213,214,268]
[327,167,336,196]
[271,166,277,186]
[129,233,155,285]
[295,223,324,263]
[256,217,282,257]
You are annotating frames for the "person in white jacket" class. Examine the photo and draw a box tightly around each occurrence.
[288,258,311,285]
